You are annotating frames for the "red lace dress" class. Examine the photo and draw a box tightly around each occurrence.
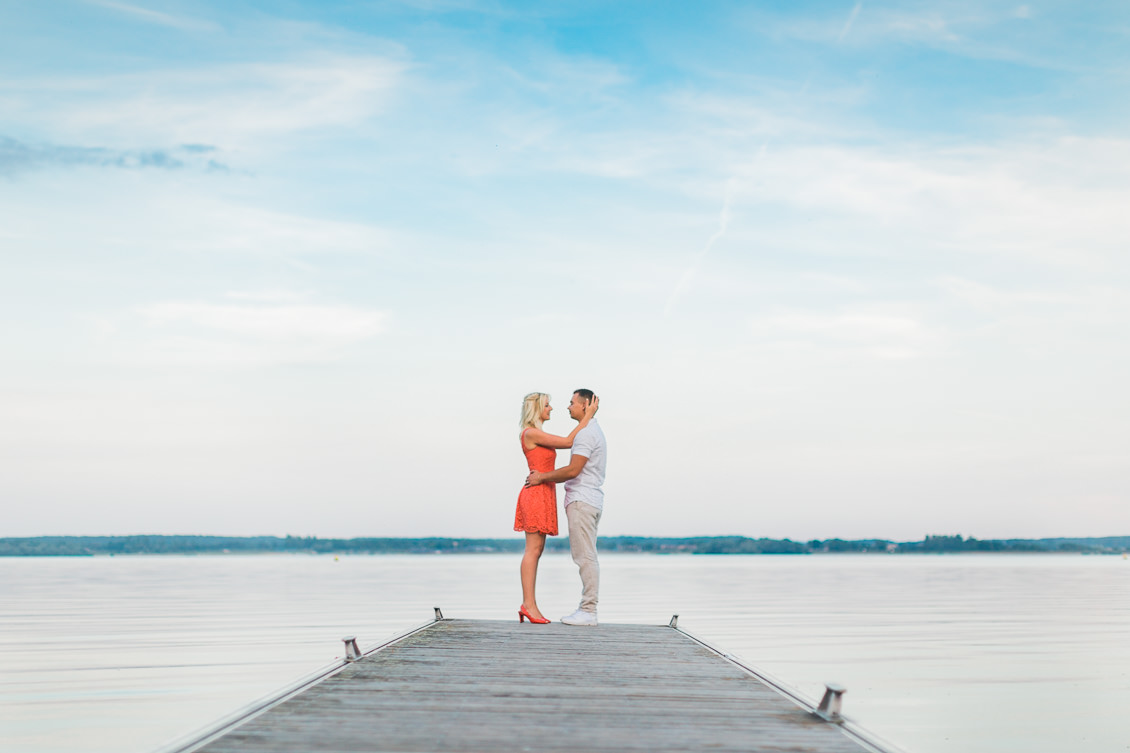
[514,429,558,535]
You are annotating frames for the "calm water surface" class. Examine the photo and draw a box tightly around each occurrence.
[1,554,1128,753]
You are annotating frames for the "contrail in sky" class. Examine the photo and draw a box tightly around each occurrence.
[663,179,735,318]
[664,142,767,318]
[838,2,863,41]
[664,3,859,319]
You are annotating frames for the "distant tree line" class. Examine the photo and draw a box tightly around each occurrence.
[0,533,1126,557]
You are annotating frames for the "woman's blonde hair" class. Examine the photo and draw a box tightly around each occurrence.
[520,392,550,429]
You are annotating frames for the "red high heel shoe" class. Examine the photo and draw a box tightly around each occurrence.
[518,604,550,624]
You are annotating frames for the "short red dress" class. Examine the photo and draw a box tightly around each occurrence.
[513,429,558,535]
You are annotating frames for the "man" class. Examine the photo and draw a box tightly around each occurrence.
[525,388,606,626]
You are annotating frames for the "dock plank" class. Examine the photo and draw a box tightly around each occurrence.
[189,620,880,753]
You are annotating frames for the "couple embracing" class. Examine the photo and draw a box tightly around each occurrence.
[514,389,606,627]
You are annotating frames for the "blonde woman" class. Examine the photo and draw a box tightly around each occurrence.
[515,391,598,623]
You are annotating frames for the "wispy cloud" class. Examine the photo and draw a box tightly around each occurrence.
[501,54,629,100]
[938,277,1075,310]
[1,188,394,260]
[880,9,961,43]
[936,276,1129,356]
[168,201,393,256]
[0,137,226,176]
[3,56,405,149]
[762,3,961,45]
[383,0,505,12]
[223,290,317,304]
[133,298,388,366]
[140,301,385,340]
[749,308,945,360]
[708,136,1130,266]
[755,2,1094,71]
[86,0,221,32]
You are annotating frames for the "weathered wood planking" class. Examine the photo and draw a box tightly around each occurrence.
[184,620,889,753]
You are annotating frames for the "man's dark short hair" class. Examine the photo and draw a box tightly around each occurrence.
[574,388,595,403]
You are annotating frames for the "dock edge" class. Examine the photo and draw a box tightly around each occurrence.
[671,623,909,753]
[152,616,445,753]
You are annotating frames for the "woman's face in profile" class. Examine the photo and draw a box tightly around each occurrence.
[540,402,553,422]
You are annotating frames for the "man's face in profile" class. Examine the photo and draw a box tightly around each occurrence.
[568,393,587,421]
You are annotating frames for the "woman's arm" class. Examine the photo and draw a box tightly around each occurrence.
[523,396,599,450]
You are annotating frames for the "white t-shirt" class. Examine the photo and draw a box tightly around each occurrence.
[564,419,606,511]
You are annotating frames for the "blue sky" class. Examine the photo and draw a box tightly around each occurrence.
[2,0,1128,539]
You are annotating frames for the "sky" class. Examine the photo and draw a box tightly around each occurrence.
[1,0,1128,541]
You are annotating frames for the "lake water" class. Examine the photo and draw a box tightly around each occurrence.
[1,553,1127,753]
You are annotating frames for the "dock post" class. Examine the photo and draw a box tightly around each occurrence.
[815,682,846,722]
[434,607,445,620]
[342,636,362,662]
[668,614,679,628]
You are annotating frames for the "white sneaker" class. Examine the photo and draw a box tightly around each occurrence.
[560,609,598,626]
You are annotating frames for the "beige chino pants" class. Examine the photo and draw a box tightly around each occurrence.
[565,500,602,613]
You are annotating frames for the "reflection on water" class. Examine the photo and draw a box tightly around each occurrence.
[1,554,1127,753]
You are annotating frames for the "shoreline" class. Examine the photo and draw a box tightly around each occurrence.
[2,533,1127,557]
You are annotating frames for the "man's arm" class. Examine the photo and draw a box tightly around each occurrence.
[526,454,589,487]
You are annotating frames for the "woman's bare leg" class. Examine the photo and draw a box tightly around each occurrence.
[520,532,547,620]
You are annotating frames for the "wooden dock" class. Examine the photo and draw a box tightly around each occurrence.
[162,615,900,753]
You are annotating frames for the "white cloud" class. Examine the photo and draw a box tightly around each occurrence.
[937,277,1075,310]
[85,1,221,32]
[4,56,405,149]
[749,308,944,359]
[936,276,1129,358]
[451,80,1130,274]
[771,1,1056,49]
[224,290,317,303]
[703,137,1130,267]
[2,184,394,258]
[131,299,387,365]
[383,0,505,12]
[881,10,961,43]
[139,301,385,341]
[760,4,965,46]
[165,199,394,256]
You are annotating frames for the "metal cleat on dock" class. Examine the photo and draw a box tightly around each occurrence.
[816,682,847,722]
